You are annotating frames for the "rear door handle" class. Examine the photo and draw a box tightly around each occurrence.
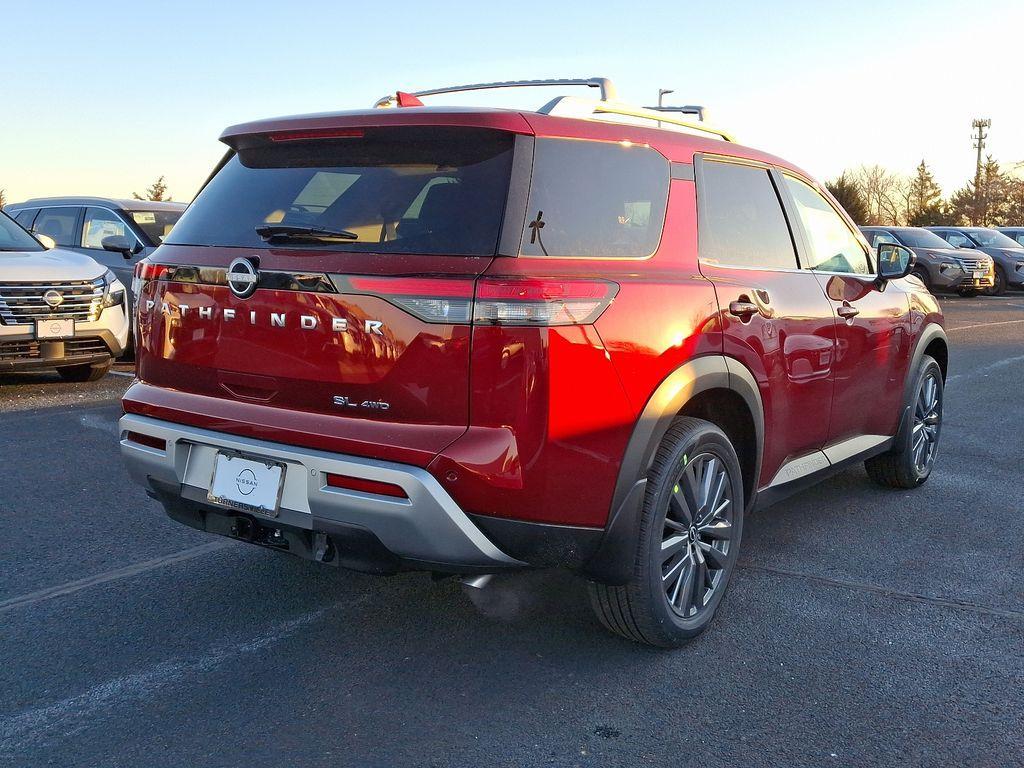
[837,302,860,319]
[728,300,759,320]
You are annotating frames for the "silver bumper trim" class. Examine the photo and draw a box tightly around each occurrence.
[119,413,523,568]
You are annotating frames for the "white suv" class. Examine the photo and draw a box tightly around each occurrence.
[0,210,129,382]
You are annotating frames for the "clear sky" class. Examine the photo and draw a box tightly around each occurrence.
[2,0,1021,204]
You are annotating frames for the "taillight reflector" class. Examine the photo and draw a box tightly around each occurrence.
[325,473,408,499]
[268,128,365,142]
[126,431,166,451]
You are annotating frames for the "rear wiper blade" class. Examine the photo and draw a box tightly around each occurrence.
[255,224,359,242]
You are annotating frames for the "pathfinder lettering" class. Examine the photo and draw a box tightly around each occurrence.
[143,301,382,335]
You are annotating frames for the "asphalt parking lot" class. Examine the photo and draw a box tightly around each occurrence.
[1,296,1021,768]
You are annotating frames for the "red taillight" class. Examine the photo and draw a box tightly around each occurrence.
[125,431,166,451]
[268,128,365,142]
[325,473,408,499]
[343,276,475,324]
[134,261,169,281]
[339,276,617,327]
[474,278,618,326]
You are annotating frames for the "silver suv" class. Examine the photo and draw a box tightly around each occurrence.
[0,210,128,381]
[860,226,994,296]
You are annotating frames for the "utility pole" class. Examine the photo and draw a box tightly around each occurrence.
[972,118,991,225]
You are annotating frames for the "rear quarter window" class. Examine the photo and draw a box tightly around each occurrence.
[519,138,669,258]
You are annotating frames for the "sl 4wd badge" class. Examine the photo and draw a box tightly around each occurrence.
[333,396,390,411]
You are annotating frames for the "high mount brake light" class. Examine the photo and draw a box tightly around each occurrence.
[268,128,365,142]
[342,276,617,327]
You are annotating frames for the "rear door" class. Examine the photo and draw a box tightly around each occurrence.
[135,126,524,458]
[778,173,911,445]
[32,207,82,248]
[696,157,836,488]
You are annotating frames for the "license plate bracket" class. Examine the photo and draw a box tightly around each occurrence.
[207,452,285,517]
[35,318,75,340]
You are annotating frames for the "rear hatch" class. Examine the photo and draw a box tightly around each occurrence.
[132,124,526,462]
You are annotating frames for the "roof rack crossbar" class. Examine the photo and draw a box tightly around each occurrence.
[642,105,707,122]
[373,78,617,108]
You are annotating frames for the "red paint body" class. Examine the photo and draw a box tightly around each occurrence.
[125,107,943,530]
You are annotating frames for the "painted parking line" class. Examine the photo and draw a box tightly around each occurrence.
[946,319,1024,333]
[0,541,233,615]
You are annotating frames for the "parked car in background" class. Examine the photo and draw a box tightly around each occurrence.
[5,198,186,331]
[861,226,993,296]
[996,227,1024,247]
[119,78,947,647]
[0,210,129,381]
[927,226,1024,295]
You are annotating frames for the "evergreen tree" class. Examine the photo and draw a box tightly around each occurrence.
[907,160,945,226]
[826,172,869,224]
[132,176,172,202]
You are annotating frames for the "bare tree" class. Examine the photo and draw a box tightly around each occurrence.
[853,165,907,225]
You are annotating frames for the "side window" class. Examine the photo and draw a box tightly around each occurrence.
[783,176,870,275]
[944,231,972,248]
[520,138,669,258]
[14,209,38,229]
[1014,233,1024,247]
[699,160,797,269]
[33,207,80,246]
[81,207,137,249]
[873,231,900,246]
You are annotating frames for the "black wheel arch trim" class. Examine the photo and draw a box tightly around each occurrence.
[582,355,764,585]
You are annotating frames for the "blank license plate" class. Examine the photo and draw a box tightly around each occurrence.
[35,318,75,339]
[208,453,284,517]
[973,271,986,279]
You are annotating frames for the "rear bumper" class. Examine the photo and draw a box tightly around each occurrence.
[119,413,525,572]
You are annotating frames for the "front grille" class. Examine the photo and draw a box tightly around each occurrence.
[0,336,110,361]
[0,278,105,326]
[956,256,991,271]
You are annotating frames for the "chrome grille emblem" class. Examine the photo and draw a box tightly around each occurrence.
[226,257,259,299]
[43,289,64,308]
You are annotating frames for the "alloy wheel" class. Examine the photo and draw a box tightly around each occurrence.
[912,373,942,473]
[660,453,734,618]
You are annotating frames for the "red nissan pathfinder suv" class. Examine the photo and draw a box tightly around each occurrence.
[120,78,947,647]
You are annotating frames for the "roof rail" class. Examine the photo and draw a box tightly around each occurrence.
[373,78,617,108]
[372,77,734,142]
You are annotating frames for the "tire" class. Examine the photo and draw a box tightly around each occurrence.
[57,359,112,383]
[865,355,943,489]
[985,266,1007,296]
[588,417,744,647]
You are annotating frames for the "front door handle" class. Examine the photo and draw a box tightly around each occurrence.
[837,302,860,319]
[728,300,759,320]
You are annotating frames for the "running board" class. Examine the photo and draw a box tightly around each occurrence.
[755,434,892,511]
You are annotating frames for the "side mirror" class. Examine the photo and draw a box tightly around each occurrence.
[876,242,915,281]
[102,235,135,259]
[35,233,56,250]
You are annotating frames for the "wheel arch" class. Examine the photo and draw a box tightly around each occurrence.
[582,355,764,585]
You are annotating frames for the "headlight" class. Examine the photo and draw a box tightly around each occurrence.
[101,270,126,309]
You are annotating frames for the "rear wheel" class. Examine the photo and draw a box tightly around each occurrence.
[57,359,112,383]
[865,355,943,489]
[588,417,744,647]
